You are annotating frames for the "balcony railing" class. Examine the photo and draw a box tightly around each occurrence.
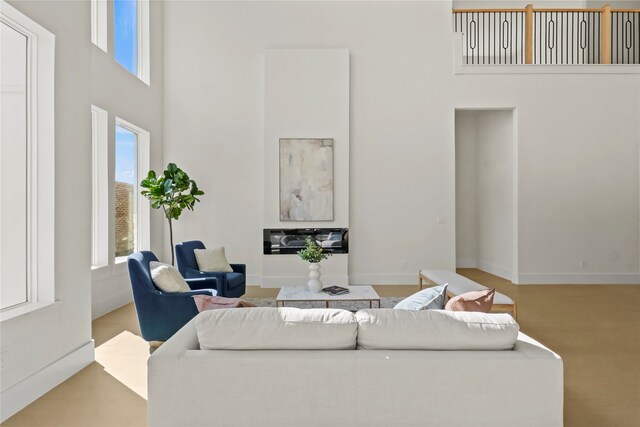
[453,4,640,65]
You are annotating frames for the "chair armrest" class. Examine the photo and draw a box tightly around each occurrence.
[184,267,225,280]
[161,288,216,297]
[185,276,219,293]
[230,264,246,276]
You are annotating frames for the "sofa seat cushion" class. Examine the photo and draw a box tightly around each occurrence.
[196,307,357,350]
[355,309,519,350]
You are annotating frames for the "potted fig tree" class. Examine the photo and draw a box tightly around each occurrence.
[140,163,204,265]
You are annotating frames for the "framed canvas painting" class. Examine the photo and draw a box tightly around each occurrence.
[279,138,334,221]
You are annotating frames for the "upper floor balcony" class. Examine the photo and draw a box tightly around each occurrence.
[453,4,639,65]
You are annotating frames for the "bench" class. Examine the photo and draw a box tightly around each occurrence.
[419,269,517,319]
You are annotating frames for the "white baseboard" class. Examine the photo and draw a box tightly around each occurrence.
[246,274,262,286]
[516,273,640,285]
[477,261,513,281]
[1,340,95,422]
[456,259,477,268]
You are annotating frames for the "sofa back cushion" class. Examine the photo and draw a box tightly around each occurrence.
[196,307,357,350]
[355,309,519,350]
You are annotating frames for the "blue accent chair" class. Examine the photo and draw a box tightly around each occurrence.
[127,251,217,342]
[175,240,246,298]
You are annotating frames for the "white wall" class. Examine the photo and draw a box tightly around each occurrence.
[476,110,514,279]
[455,112,478,267]
[164,1,640,285]
[90,0,165,319]
[262,49,350,286]
[1,0,93,420]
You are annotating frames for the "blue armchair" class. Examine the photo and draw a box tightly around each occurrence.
[127,251,217,342]
[175,240,246,298]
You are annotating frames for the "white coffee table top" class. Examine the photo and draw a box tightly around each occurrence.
[276,285,380,304]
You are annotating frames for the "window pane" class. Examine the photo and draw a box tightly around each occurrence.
[114,0,137,75]
[115,125,137,258]
[1,22,29,310]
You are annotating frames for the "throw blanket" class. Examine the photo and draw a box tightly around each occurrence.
[193,295,257,312]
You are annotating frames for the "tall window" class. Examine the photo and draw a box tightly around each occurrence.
[115,124,138,258]
[114,118,150,262]
[1,21,28,310]
[114,0,137,75]
[91,0,107,52]
[1,3,55,319]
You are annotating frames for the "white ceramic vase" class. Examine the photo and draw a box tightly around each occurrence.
[307,263,323,293]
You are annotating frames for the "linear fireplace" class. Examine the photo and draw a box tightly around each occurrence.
[263,228,348,255]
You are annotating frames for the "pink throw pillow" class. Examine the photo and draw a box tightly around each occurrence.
[444,288,495,313]
[193,295,256,312]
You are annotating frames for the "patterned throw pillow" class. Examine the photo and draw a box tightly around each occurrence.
[444,288,495,313]
[394,285,449,310]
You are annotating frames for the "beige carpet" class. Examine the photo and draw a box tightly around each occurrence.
[4,270,640,426]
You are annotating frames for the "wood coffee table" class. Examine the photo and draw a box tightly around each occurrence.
[276,285,381,308]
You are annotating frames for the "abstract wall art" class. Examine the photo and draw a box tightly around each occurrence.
[279,138,334,221]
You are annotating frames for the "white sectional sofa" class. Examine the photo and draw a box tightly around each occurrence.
[148,308,563,427]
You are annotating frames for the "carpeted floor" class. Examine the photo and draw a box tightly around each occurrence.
[5,273,640,427]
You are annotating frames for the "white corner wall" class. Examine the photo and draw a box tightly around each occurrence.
[1,1,93,421]
[164,1,640,286]
[455,111,478,268]
[476,110,514,280]
[2,0,165,419]
[262,49,350,286]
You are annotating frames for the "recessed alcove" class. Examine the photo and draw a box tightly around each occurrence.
[455,108,517,281]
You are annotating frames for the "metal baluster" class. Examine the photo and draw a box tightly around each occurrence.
[466,13,469,64]
[483,12,486,65]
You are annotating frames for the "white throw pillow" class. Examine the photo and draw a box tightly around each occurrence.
[194,247,233,273]
[150,261,191,293]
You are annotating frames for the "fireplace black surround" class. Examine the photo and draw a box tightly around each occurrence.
[263,228,348,255]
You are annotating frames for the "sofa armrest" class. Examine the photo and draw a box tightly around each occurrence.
[150,317,200,358]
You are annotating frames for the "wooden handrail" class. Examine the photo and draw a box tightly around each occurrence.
[527,8,602,12]
[452,7,640,13]
[452,9,524,13]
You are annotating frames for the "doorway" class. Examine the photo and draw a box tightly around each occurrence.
[455,109,516,281]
